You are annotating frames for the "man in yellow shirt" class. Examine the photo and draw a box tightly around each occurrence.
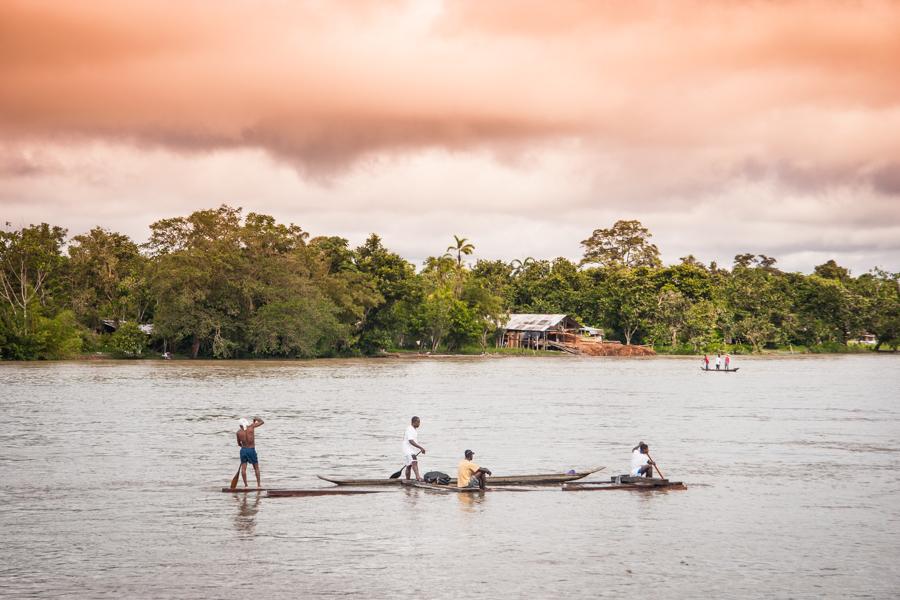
[457,449,492,489]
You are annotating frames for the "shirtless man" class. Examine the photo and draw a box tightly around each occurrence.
[237,417,264,487]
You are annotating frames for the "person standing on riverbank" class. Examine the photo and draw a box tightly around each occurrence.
[403,416,426,481]
[237,417,264,487]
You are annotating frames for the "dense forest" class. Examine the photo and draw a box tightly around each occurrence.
[1,206,897,359]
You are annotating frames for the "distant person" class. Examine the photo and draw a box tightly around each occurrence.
[631,442,655,478]
[725,354,731,370]
[458,449,492,489]
[715,353,721,371]
[703,354,710,370]
[403,416,426,481]
[237,417,264,487]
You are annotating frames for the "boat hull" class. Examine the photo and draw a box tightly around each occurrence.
[700,367,739,373]
[563,475,686,491]
[400,480,483,493]
[317,468,603,487]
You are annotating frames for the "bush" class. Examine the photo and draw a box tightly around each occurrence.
[109,322,148,357]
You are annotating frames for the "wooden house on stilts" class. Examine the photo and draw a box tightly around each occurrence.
[500,314,583,353]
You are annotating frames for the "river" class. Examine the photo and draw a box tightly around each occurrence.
[1,355,898,598]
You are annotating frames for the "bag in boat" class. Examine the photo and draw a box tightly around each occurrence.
[423,471,451,485]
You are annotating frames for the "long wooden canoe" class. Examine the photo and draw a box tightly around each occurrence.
[221,487,268,493]
[562,475,686,491]
[317,467,603,487]
[700,367,739,373]
[266,489,387,498]
[400,480,484,493]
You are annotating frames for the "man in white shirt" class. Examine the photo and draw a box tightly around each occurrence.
[403,416,426,481]
[630,442,655,478]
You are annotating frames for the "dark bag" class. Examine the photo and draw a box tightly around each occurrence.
[423,471,451,485]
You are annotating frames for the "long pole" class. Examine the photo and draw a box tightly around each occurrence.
[646,454,665,480]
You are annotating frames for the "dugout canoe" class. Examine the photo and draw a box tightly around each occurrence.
[400,480,485,493]
[700,367,739,373]
[562,475,686,491]
[266,489,388,498]
[221,487,268,493]
[317,467,604,487]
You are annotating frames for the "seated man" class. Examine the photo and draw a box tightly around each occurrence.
[630,442,655,478]
[457,449,492,489]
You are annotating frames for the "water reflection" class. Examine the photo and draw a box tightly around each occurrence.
[233,492,262,535]
[456,491,485,511]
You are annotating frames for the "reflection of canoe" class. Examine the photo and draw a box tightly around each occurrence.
[563,475,686,491]
[700,367,739,373]
[266,489,387,498]
[400,480,484,493]
[317,467,603,487]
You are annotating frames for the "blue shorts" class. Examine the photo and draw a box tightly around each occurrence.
[240,447,258,465]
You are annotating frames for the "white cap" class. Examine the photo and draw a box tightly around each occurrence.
[239,418,250,429]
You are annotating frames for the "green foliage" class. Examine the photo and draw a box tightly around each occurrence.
[1,213,896,359]
[109,322,148,357]
[581,220,661,268]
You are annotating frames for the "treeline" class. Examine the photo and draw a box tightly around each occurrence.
[1,208,897,359]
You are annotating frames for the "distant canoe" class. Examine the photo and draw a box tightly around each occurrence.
[221,487,267,493]
[563,475,686,491]
[700,367,739,373]
[317,467,603,487]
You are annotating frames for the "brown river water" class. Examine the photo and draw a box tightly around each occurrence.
[1,355,898,598]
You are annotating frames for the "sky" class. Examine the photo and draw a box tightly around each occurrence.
[1,0,899,274]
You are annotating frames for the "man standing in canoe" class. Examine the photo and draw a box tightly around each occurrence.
[715,353,722,370]
[403,416,426,481]
[703,354,710,370]
[725,353,732,370]
[631,442,655,478]
[237,417,264,487]
[458,449,492,489]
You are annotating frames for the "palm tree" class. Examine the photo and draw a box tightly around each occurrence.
[510,257,535,277]
[447,235,475,268]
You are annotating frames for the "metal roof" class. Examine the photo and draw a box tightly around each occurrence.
[502,313,581,332]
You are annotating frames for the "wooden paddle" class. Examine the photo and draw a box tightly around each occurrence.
[229,463,243,489]
[646,453,666,480]
[389,452,421,479]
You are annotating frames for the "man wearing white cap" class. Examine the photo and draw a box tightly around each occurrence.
[237,417,264,487]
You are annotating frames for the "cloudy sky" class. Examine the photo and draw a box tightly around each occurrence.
[1,0,899,273]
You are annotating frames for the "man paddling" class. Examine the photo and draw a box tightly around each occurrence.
[630,442,655,478]
[458,449,492,489]
[403,416,426,481]
[237,417,264,487]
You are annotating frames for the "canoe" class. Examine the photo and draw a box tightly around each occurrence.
[700,367,739,373]
[221,487,267,493]
[563,475,686,491]
[400,480,484,493]
[317,467,603,487]
[266,489,387,498]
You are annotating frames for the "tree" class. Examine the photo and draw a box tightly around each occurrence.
[67,227,149,329]
[0,223,67,330]
[581,220,661,268]
[447,235,475,268]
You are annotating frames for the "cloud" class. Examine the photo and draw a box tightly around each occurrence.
[0,1,898,272]
[1,1,899,178]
